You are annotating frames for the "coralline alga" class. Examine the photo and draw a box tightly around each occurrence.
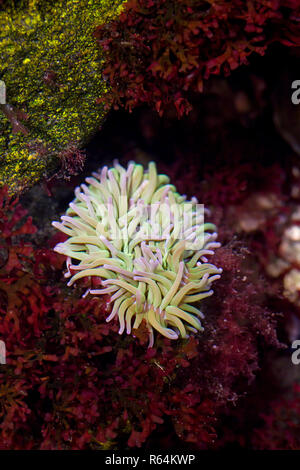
[52,161,222,346]
[0,0,125,193]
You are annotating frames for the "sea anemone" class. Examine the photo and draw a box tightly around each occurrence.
[52,161,222,346]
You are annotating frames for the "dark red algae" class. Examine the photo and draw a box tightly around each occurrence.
[0,0,300,452]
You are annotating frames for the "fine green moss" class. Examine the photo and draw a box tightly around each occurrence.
[0,0,125,193]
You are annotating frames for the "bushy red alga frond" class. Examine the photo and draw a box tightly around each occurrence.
[95,0,300,116]
[253,383,300,450]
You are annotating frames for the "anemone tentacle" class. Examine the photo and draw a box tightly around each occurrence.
[52,161,222,346]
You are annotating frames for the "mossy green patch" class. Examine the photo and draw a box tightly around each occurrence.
[0,0,125,194]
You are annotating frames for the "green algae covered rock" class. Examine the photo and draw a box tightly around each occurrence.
[0,0,125,194]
